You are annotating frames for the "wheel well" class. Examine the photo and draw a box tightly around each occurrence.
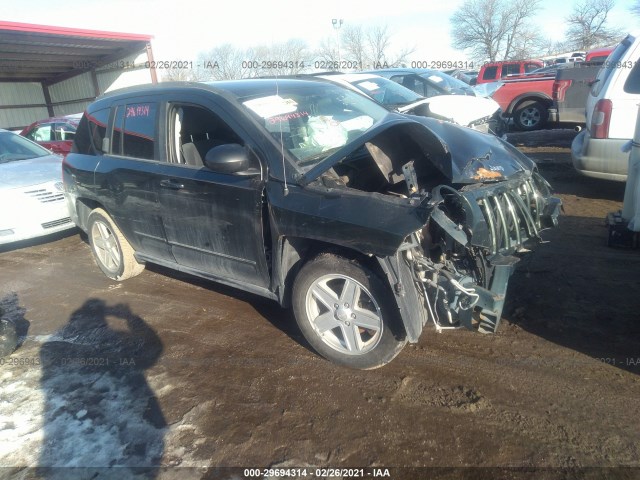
[277,237,382,308]
[508,96,552,115]
[75,198,102,232]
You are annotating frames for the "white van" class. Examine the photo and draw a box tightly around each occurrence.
[572,33,640,181]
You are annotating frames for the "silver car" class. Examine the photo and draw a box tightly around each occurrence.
[0,130,75,245]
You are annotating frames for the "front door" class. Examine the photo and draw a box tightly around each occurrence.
[156,99,271,289]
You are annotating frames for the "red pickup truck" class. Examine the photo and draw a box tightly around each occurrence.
[476,60,544,85]
[490,73,555,131]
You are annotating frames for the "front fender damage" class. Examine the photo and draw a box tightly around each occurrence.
[377,171,561,341]
[377,252,427,343]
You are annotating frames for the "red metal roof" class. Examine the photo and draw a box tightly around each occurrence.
[0,21,153,41]
[0,20,154,84]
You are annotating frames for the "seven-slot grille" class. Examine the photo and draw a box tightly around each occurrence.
[476,178,541,255]
[23,187,64,204]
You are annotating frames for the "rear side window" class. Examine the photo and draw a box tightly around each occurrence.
[25,124,53,142]
[591,37,633,97]
[112,103,158,160]
[524,63,540,73]
[482,66,498,80]
[502,64,520,77]
[624,60,640,94]
[55,122,76,141]
[72,108,110,155]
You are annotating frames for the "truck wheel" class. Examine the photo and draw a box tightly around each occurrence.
[292,253,407,369]
[513,100,547,131]
[87,208,145,281]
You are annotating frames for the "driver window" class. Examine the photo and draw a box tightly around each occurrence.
[29,124,53,142]
[168,104,245,168]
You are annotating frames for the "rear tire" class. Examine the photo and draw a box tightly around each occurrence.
[292,253,407,369]
[87,208,145,281]
[513,100,547,131]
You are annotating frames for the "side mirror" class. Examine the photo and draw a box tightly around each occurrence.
[203,144,249,174]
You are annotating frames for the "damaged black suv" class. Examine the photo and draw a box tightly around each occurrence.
[63,79,561,369]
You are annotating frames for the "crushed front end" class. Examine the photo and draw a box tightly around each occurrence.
[298,114,561,339]
[399,169,561,334]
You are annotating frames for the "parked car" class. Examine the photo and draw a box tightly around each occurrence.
[316,73,505,136]
[572,33,640,181]
[365,68,476,96]
[476,60,544,85]
[443,69,478,85]
[584,47,615,63]
[0,129,76,245]
[20,114,80,157]
[63,80,561,369]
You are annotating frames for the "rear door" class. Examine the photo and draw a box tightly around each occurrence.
[501,63,520,78]
[155,93,271,289]
[93,99,174,262]
[52,122,76,156]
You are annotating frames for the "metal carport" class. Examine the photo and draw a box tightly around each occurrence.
[0,21,157,130]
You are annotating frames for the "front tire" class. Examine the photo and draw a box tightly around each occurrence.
[292,254,407,369]
[87,208,145,281]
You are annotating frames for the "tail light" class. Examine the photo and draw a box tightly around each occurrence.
[552,79,572,102]
[590,99,612,139]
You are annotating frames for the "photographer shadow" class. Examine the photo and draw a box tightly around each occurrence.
[37,299,165,478]
[0,292,30,357]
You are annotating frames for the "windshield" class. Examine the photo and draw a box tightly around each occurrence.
[0,132,52,163]
[239,82,388,171]
[419,70,472,93]
[350,76,423,107]
[472,81,504,98]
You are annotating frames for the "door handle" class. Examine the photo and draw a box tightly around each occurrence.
[159,179,185,190]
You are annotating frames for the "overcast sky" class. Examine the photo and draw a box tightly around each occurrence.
[4,0,637,65]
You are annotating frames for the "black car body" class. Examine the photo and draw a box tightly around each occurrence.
[63,79,561,369]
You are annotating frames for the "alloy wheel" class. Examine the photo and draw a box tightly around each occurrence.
[304,274,383,355]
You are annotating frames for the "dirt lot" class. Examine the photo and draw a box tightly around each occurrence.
[0,129,639,479]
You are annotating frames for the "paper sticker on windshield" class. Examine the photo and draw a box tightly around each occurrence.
[243,95,298,118]
[341,115,374,131]
[357,81,380,92]
[428,75,443,83]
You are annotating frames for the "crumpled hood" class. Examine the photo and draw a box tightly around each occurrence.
[0,154,63,189]
[300,115,535,186]
[410,116,535,183]
[397,95,501,127]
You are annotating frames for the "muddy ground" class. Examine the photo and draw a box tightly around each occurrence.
[0,129,639,480]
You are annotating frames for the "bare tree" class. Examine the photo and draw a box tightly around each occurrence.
[539,38,573,57]
[194,40,310,80]
[450,0,543,62]
[195,43,253,80]
[367,25,393,67]
[316,23,414,70]
[161,67,196,82]
[341,25,367,68]
[258,39,310,76]
[565,0,623,50]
